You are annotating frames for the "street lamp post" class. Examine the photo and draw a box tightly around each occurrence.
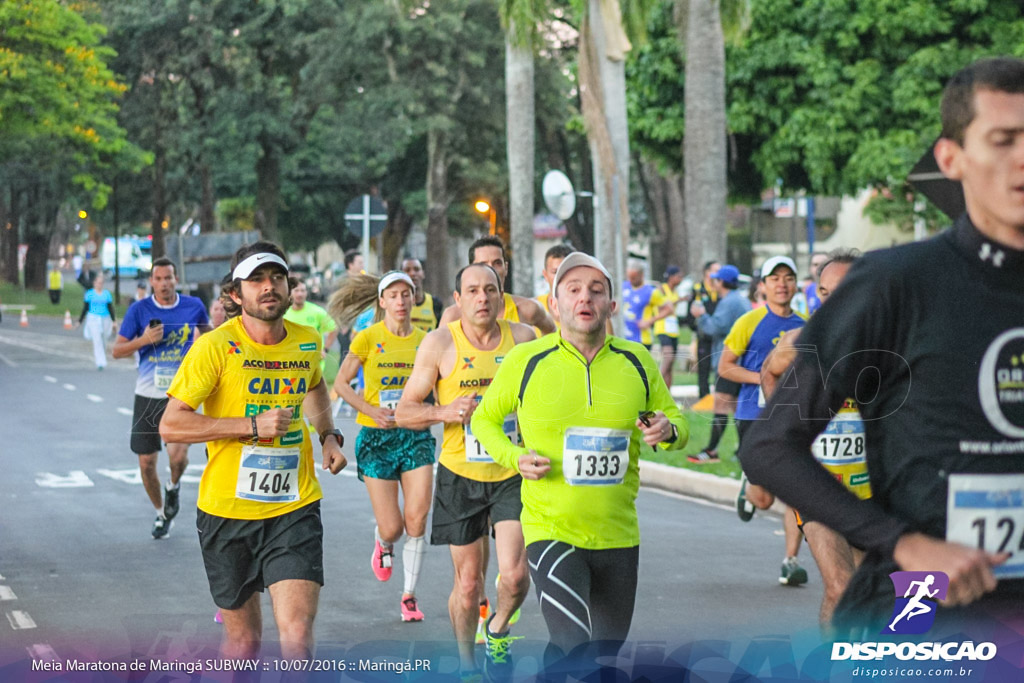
[474,199,497,236]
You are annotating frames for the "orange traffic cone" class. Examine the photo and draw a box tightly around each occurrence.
[63,310,73,330]
[19,309,28,327]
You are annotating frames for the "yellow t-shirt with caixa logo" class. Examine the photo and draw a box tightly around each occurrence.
[349,321,425,428]
[168,316,324,520]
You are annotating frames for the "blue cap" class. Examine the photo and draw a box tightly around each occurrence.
[663,265,682,278]
[709,264,740,285]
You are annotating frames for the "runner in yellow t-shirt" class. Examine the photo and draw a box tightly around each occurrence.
[401,257,445,332]
[439,236,555,334]
[160,242,347,662]
[396,263,536,680]
[653,265,685,388]
[330,271,434,623]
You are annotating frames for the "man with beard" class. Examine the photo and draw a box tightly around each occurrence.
[160,241,347,662]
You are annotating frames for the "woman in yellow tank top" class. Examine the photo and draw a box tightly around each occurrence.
[329,271,434,623]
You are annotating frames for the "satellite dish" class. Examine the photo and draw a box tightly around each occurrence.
[542,170,577,220]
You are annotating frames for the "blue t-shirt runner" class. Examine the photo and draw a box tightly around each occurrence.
[723,306,806,421]
[621,282,656,345]
[119,294,210,399]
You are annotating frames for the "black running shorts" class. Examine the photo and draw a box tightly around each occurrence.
[130,394,168,455]
[430,463,522,546]
[197,501,324,610]
[714,375,741,397]
[657,334,678,351]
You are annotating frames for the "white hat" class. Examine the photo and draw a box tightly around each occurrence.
[552,252,613,294]
[378,270,415,296]
[232,252,289,280]
[759,255,798,280]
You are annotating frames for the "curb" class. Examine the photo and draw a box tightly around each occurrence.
[639,459,788,515]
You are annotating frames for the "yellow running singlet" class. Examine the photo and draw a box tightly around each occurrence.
[437,320,518,482]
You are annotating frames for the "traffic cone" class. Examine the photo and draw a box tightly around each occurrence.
[20,309,28,327]
[63,310,73,330]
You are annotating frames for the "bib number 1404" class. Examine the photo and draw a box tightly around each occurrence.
[236,446,300,503]
[946,473,1024,579]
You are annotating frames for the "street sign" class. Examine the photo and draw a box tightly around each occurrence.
[345,195,387,238]
[345,195,387,274]
[908,139,965,220]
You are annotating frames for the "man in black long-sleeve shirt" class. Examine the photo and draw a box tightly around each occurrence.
[739,57,1024,630]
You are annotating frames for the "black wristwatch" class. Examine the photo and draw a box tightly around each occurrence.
[319,428,344,448]
[667,423,680,444]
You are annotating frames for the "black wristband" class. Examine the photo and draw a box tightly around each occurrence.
[250,415,258,441]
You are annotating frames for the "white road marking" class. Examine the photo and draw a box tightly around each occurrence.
[26,643,58,662]
[35,471,95,488]
[44,376,57,383]
[0,351,16,367]
[117,407,133,416]
[96,469,142,485]
[0,333,92,361]
[87,394,103,403]
[6,610,36,629]
[0,586,16,601]
[62,383,76,391]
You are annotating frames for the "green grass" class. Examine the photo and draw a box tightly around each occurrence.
[640,409,742,480]
[0,280,89,316]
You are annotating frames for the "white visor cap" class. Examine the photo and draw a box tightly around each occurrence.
[378,271,416,296]
[232,253,289,280]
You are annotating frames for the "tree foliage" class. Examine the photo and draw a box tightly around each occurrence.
[0,0,137,285]
[727,0,1024,198]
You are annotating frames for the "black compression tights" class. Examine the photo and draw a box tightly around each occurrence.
[527,541,639,679]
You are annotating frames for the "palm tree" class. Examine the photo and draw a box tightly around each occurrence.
[680,0,747,274]
[577,0,653,313]
[500,2,538,295]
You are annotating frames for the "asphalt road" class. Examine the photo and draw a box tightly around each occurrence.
[0,317,826,679]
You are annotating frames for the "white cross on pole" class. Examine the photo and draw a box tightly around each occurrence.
[344,195,387,272]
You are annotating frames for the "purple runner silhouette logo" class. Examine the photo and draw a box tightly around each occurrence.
[882,571,949,635]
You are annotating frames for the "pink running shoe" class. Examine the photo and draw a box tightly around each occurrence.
[401,596,424,622]
[372,539,393,581]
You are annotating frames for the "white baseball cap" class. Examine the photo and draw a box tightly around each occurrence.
[759,255,798,280]
[232,252,289,280]
[378,270,415,296]
[552,252,613,294]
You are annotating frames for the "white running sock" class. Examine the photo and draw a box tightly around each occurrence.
[403,535,426,595]
[375,525,395,551]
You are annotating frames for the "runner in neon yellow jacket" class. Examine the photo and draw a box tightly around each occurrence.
[470,252,688,673]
